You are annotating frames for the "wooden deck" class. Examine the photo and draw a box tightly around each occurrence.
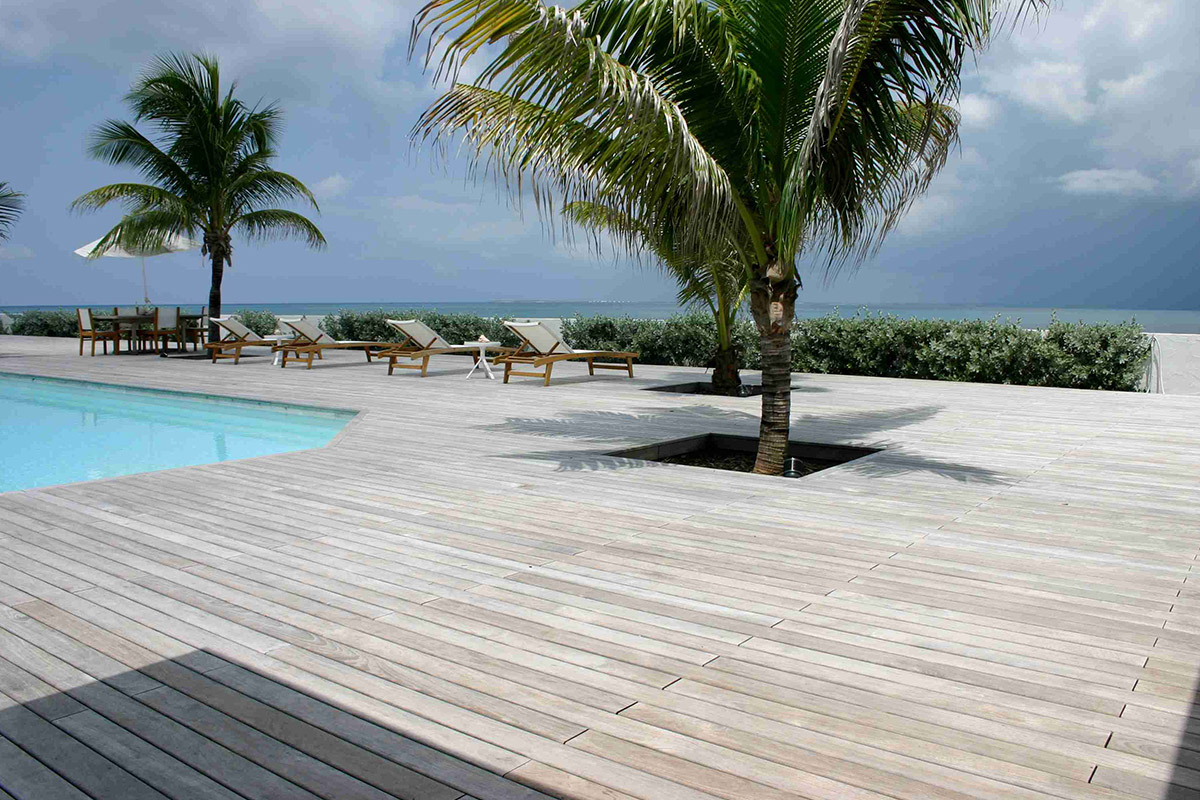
[1,334,1199,800]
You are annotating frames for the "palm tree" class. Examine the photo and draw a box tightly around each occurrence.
[410,0,1040,473]
[565,201,749,394]
[73,53,324,335]
[0,183,25,241]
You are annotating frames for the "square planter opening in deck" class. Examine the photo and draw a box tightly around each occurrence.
[645,382,766,397]
[609,433,880,477]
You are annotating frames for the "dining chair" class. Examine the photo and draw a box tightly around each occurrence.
[140,307,182,352]
[114,306,143,352]
[77,308,119,356]
[182,307,208,351]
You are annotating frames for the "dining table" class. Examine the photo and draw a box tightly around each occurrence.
[91,313,206,354]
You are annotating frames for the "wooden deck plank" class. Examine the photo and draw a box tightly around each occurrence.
[0,732,92,800]
[1,336,1199,798]
[0,689,167,800]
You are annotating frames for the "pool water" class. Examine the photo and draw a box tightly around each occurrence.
[0,373,354,493]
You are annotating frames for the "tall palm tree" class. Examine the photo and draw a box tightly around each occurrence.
[565,201,749,393]
[0,183,25,241]
[73,53,324,334]
[410,0,1040,473]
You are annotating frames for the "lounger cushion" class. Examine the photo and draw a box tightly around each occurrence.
[386,319,452,349]
[213,316,264,342]
[504,320,575,355]
[284,317,336,344]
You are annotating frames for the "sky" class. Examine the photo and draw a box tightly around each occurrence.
[1,0,1198,310]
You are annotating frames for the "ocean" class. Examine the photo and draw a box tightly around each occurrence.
[4,301,1199,333]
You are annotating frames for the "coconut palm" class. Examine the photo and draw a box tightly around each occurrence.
[411,0,1040,473]
[0,183,25,241]
[72,53,324,335]
[565,201,749,393]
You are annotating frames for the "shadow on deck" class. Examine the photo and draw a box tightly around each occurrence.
[482,403,1009,483]
[0,642,554,800]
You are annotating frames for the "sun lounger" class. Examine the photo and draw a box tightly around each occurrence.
[276,318,392,369]
[205,316,290,363]
[496,320,637,386]
[377,319,514,376]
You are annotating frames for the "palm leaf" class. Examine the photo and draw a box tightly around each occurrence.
[234,210,327,249]
[0,182,26,242]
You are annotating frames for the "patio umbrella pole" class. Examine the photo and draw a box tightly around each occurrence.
[141,256,150,304]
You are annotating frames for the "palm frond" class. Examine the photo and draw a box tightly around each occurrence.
[412,1,738,253]
[228,170,319,216]
[412,0,1042,288]
[234,209,327,249]
[70,183,190,216]
[88,209,195,258]
[0,182,26,242]
[565,199,747,326]
[86,121,194,196]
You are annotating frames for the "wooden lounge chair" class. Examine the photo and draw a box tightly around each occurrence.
[276,318,392,369]
[377,319,513,377]
[495,320,638,386]
[76,308,119,356]
[205,316,285,363]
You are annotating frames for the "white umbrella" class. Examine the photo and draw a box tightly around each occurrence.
[74,233,201,304]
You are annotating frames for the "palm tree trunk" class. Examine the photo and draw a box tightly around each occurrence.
[749,268,798,474]
[709,292,742,395]
[205,233,229,342]
[711,343,742,394]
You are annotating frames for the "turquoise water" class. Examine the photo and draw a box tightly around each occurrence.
[5,301,1199,332]
[0,374,353,493]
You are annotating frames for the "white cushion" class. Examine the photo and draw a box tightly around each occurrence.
[284,317,335,344]
[387,319,451,349]
[504,320,572,355]
[510,317,564,341]
[214,315,263,342]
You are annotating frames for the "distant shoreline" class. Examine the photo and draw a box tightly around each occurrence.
[4,301,1199,333]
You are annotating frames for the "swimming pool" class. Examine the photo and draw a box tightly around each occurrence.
[0,373,354,493]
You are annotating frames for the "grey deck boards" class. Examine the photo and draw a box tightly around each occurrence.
[1,333,1199,799]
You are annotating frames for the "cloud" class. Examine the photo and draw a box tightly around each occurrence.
[387,194,478,214]
[314,173,350,200]
[0,0,428,109]
[0,245,34,260]
[894,148,991,238]
[983,61,1094,123]
[1057,169,1158,196]
[957,93,999,128]
[894,195,957,237]
[1098,63,1161,103]
[1185,159,1200,196]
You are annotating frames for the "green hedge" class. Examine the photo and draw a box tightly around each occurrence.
[320,308,522,347]
[567,311,1150,391]
[232,309,279,338]
[10,309,79,337]
[5,308,281,338]
[321,308,1149,390]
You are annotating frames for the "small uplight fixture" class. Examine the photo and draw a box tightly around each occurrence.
[782,457,804,478]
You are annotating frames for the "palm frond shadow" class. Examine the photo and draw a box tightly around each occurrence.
[838,448,1010,485]
[483,402,1006,482]
[479,403,758,445]
[0,647,554,800]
